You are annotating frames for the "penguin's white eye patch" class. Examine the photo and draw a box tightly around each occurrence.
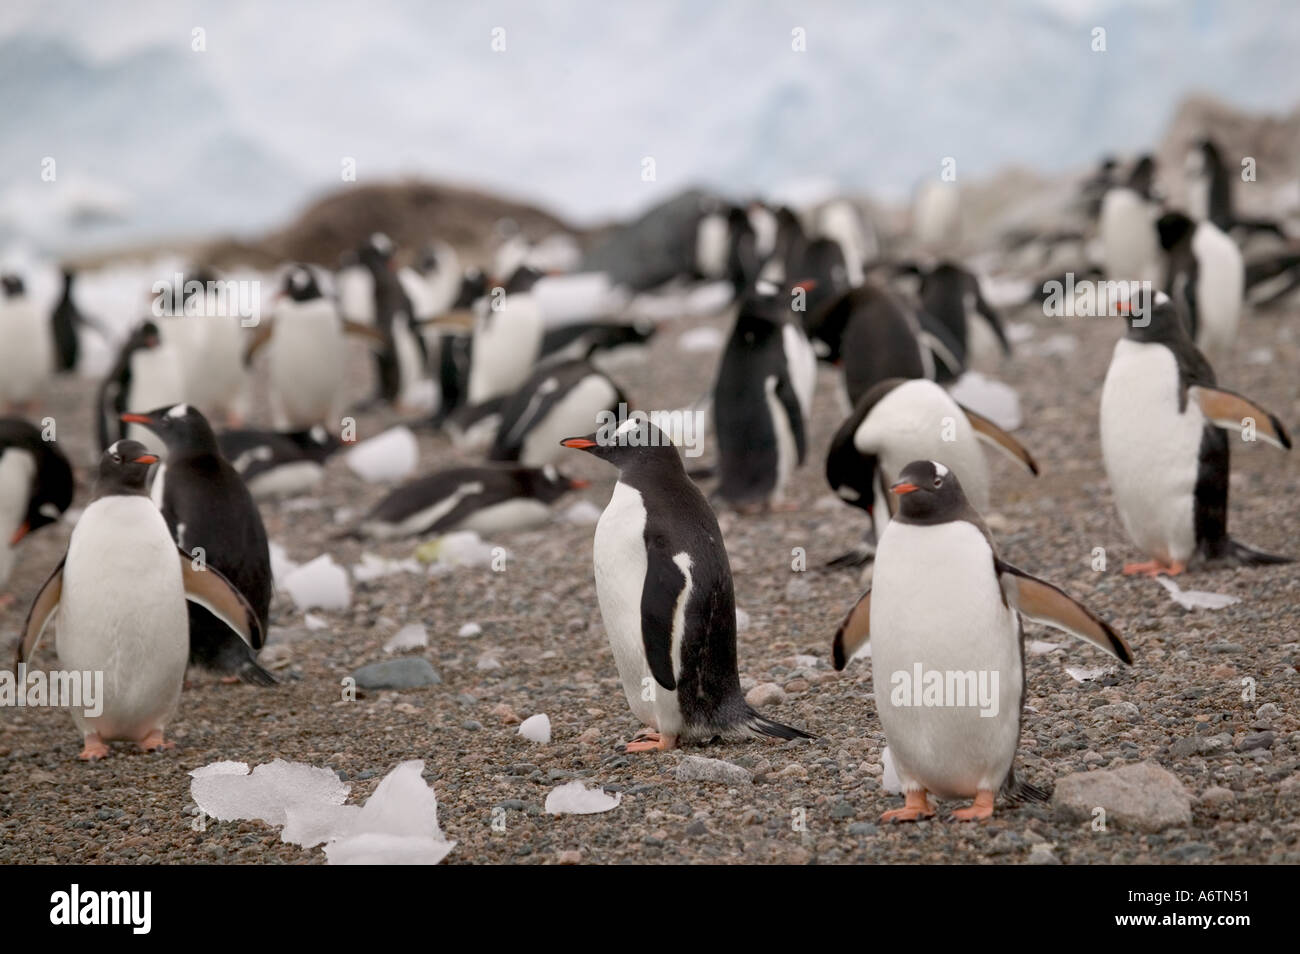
[38,503,61,519]
[932,461,949,477]
[166,404,190,420]
[543,464,558,481]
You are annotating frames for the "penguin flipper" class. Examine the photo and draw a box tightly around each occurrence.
[341,320,389,351]
[958,403,1040,475]
[17,557,64,667]
[178,550,263,650]
[774,374,807,464]
[639,545,684,692]
[831,586,871,671]
[1190,386,1292,450]
[995,561,1132,664]
[916,324,964,379]
[972,285,1012,356]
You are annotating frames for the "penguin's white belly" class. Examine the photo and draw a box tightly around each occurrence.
[782,323,817,424]
[188,317,247,416]
[695,214,729,279]
[1100,339,1201,564]
[392,318,428,406]
[593,482,679,730]
[764,375,797,501]
[336,267,374,324]
[125,347,186,456]
[468,299,543,404]
[0,448,36,585]
[870,520,1021,798]
[518,375,618,467]
[1192,224,1243,356]
[0,303,52,402]
[965,311,1003,368]
[459,498,552,535]
[1099,190,1159,284]
[269,314,345,428]
[55,496,188,741]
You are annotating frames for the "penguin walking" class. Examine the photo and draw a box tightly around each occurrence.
[1186,137,1288,244]
[427,266,487,427]
[712,280,817,511]
[355,234,429,408]
[831,459,1132,821]
[49,269,110,374]
[1099,155,1162,284]
[825,378,1038,567]
[562,422,811,751]
[467,265,545,405]
[96,319,185,455]
[217,425,342,501]
[0,275,53,412]
[1100,294,1291,574]
[119,405,274,685]
[913,262,1011,375]
[0,418,74,600]
[17,440,262,759]
[488,358,625,467]
[357,464,585,539]
[1157,211,1243,359]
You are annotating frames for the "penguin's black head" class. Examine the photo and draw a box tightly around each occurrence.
[1128,155,1157,198]
[287,425,343,461]
[9,447,73,545]
[1,274,24,298]
[359,233,395,270]
[281,265,323,302]
[503,265,544,295]
[524,464,589,502]
[561,420,683,472]
[825,422,876,518]
[456,268,488,308]
[891,459,969,522]
[1156,211,1196,251]
[1125,291,1195,345]
[120,403,219,455]
[96,440,159,495]
[128,319,162,351]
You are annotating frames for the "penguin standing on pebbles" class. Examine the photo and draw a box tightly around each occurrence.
[119,405,274,684]
[831,459,1131,821]
[562,422,811,752]
[0,275,53,412]
[1100,294,1291,575]
[1157,210,1243,359]
[0,418,74,600]
[17,441,262,759]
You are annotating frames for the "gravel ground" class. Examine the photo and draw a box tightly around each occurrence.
[2,292,1298,865]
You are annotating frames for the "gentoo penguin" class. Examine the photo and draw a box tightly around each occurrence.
[562,422,811,751]
[813,198,878,285]
[357,464,585,539]
[488,359,625,467]
[466,265,546,406]
[1079,155,1119,221]
[96,319,185,455]
[712,280,818,511]
[0,275,53,412]
[355,234,428,408]
[1244,248,1300,310]
[120,405,274,685]
[791,237,853,319]
[49,269,108,374]
[1100,294,1291,575]
[913,262,1010,376]
[159,268,249,426]
[217,425,343,501]
[1185,137,1287,243]
[912,180,961,248]
[1157,211,1243,358]
[824,378,1038,567]
[539,320,655,371]
[1099,155,1162,284]
[17,440,262,759]
[0,418,74,598]
[428,266,487,427]
[831,459,1132,821]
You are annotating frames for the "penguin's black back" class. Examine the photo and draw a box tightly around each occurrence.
[812,285,925,406]
[712,314,790,504]
[51,273,79,373]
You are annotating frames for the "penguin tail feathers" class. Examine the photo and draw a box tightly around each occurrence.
[1002,768,1051,804]
[743,709,814,742]
[239,659,279,687]
[1226,539,1293,566]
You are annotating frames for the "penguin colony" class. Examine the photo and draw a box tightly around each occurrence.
[2,133,1297,834]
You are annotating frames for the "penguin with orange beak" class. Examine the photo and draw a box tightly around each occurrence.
[0,418,74,605]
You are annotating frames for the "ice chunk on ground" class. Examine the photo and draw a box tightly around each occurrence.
[282,804,362,849]
[190,759,349,826]
[269,541,298,584]
[281,554,351,611]
[346,426,419,483]
[458,622,482,638]
[880,747,903,795]
[563,499,603,525]
[677,325,725,353]
[353,552,423,582]
[325,760,455,865]
[1066,665,1115,683]
[948,372,1021,430]
[416,531,501,570]
[304,613,328,631]
[325,832,455,865]
[384,624,428,653]
[519,713,551,743]
[735,608,750,632]
[544,780,621,814]
[1155,576,1240,610]
[1028,640,1064,655]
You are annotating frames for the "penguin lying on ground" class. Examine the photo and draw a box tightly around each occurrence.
[97,319,184,455]
[1100,293,1291,575]
[18,441,262,759]
[356,464,586,540]
[562,421,811,752]
[217,425,343,501]
[825,378,1038,567]
[539,320,655,371]
[488,358,625,467]
[1157,210,1243,359]
[831,459,1131,821]
[712,279,817,512]
[0,418,74,603]
[0,275,53,413]
[120,405,274,685]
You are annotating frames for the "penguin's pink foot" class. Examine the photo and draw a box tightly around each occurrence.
[625,731,677,753]
[137,730,174,753]
[948,790,996,822]
[880,790,936,823]
[1122,560,1175,577]
[78,734,109,761]
[219,675,241,685]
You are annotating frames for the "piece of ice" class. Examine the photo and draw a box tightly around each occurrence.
[269,541,298,584]
[677,326,725,353]
[1065,665,1114,683]
[345,426,419,483]
[735,608,750,632]
[1027,640,1064,655]
[324,832,456,865]
[384,624,429,653]
[190,759,349,826]
[948,372,1022,430]
[519,713,551,743]
[563,499,603,525]
[353,551,424,582]
[544,780,621,814]
[880,747,903,795]
[324,760,455,865]
[458,622,482,638]
[304,613,328,631]
[282,804,362,848]
[1155,576,1240,610]
[281,554,351,611]
[416,531,501,569]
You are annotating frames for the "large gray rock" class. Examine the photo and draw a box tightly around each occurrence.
[352,658,441,690]
[674,755,752,786]
[1053,761,1192,832]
